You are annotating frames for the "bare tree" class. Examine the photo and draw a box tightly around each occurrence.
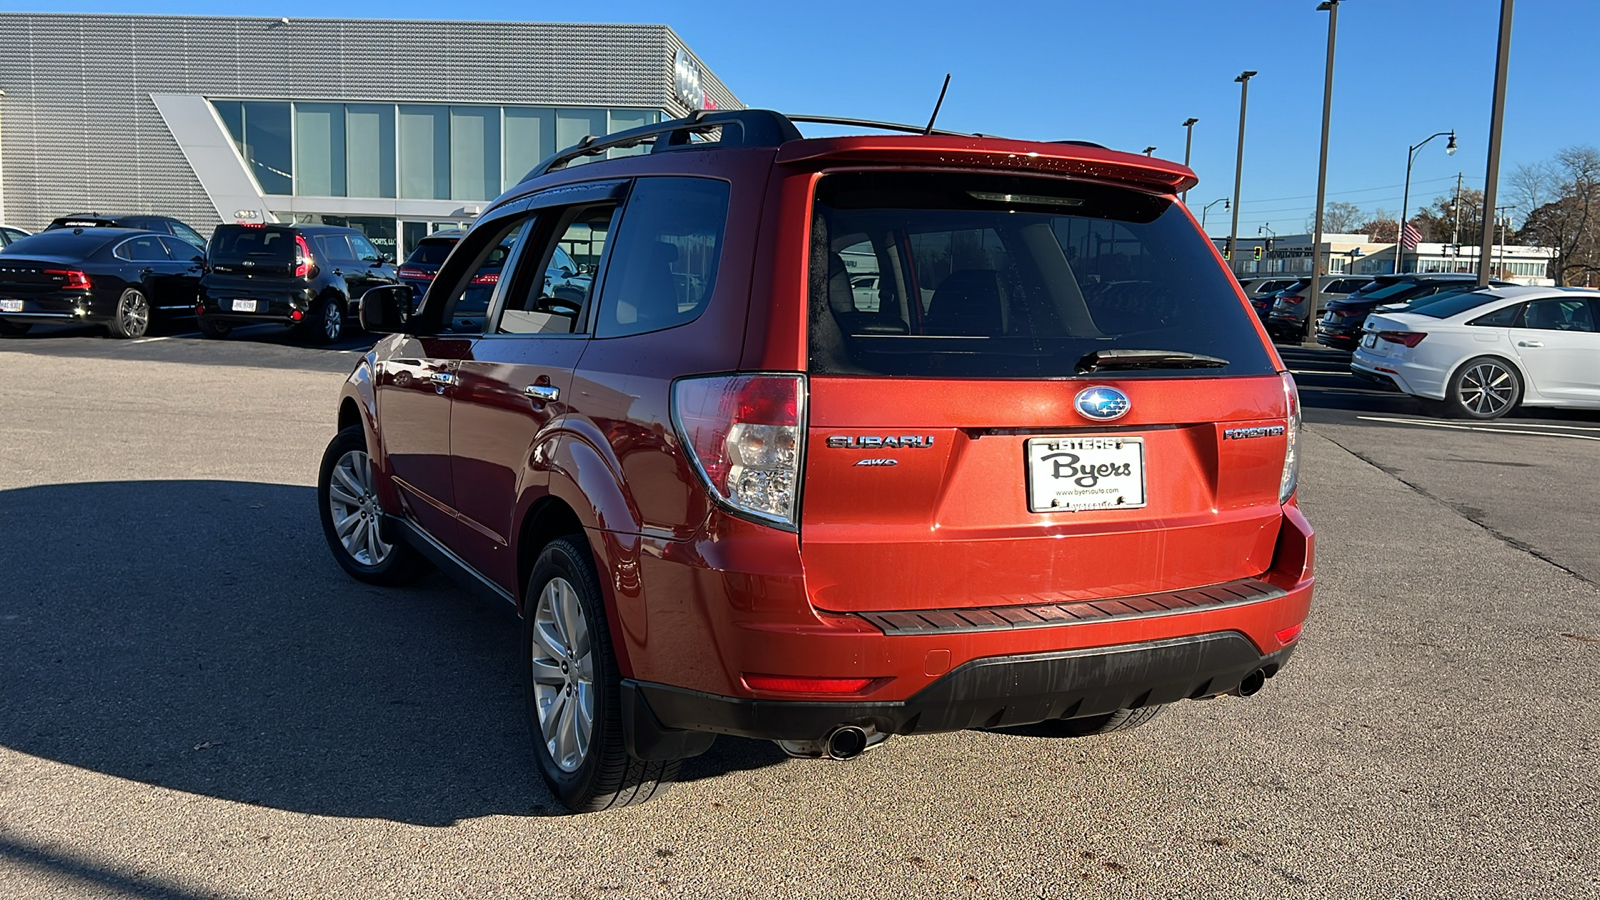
[1519,145,1600,285]
[1307,201,1365,234]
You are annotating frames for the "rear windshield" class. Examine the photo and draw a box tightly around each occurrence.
[808,171,1276,378]
[1,231,113,257]
[1280,279,1311,293]
[1414,290,1500,318]
[210,227,295,263]
[406,238,459,266]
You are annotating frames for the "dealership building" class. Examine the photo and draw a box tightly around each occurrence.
[0,13,742,259]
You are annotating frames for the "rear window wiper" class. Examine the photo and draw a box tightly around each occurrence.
[1076,348,1230,374]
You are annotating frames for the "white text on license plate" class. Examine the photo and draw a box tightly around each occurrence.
[0,299,22,313]
[1026,436,1146,513]
[230,299,258,313]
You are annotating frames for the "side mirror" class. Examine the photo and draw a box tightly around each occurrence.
[359,284,415,334]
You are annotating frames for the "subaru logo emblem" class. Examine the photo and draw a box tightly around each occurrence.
[1074,386,1131,421]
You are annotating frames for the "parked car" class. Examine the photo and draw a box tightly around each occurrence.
[1238,277,1298,300]
[1317,273,1507,350]
[0,227,204,338]
[196,224,399,343]
[1261,275,1369,339]
[45,214,208,251]
[1352,286,1600,419]
[318,109,1314,812]
[0,224,30,247]
[398,229,588,313]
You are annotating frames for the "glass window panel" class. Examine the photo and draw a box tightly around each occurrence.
[295,103,346,197]
[450,106,500,202]
[399,106,450,200]
[346,104,396,199]
[241,101,293,195]
[556,108,608,167]
[213,101,245,157]
[503,107,555,191]
[596,177,731,339]
[607,108,656,158]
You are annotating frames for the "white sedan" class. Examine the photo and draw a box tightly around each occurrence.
[1350,285,1600,419]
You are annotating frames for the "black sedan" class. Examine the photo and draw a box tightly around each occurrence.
[0,228,205,338]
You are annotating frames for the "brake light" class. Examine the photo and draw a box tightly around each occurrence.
[742,674,873,694]
[1279,371,1301,504]
[44,268,91,290]
[294,235,313,279]
[397,266,434,281]
[1377,330,1426,347]
[470,272,500,285]
[671,373,805,529]
[1280,294,1304,306]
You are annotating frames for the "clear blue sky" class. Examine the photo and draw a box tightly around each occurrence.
[6,0,1592,236]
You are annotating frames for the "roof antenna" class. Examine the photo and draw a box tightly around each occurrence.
[923,74,951,135]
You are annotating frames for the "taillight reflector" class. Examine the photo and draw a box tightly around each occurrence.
[742,674,873,694]
[45,268,91,290]
[1377,330,1426,347]
[1275,623,1304,645]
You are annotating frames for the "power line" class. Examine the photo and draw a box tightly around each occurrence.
[1239,174,1476,205]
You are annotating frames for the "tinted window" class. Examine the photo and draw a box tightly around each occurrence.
[0,227,26,245]
[808,171,1275,378]
[1362,280,1425,300]
[407,238,458,266]
[1467,303,1521,327]
[1418,291,1504,319]
[1327,279,1365,293]
[210,227,295,263]
[117,235,171,262]
[350,234,383,262]
[595,177,731,339]
[158,236,202,261]
[435,218,528,335]
[1,231,115,257]
[499,206,613,335]
[1280,280,1311,293]
[315,234,359,263]
[171,221,208,248]
[1520,297,1596,332]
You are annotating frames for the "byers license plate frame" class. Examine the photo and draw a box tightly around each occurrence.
[1025,436,1147,513]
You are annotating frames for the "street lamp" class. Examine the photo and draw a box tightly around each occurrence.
[1307,0,1340,343]
[1479,0,1515,286]
[1143,146,1157,157]
[1227,71,1257,274]
[1181,117,1199,204]
[1398,129,1457,273]
[1201,197,1229,231]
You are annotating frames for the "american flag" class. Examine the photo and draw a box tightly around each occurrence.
[1401,222,1423,250]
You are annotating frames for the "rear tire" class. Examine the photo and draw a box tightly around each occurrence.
[107,288,151,339]
[0,320,31,337]
[1448,356,1522,420]
[197,316,232,339]
[525,536,679,812]
[307,296,344,345]
[317,425,429,585]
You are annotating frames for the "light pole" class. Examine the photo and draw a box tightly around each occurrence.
[1181,117,1198,204]
[1201,197,1229,233]
[1398,129,1457,273]
[1307,0,1340,343]
[1228,71,1257,274]
[1143,146,1157,157]
[1479,0,1515,286]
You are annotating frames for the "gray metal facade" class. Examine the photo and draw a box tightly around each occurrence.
[0,13,741,232]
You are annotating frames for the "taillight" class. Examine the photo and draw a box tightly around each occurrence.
[470,272,500,285]
[742,674,872,694]
[1279,371,1300,504]
[397,266,434,281]
[45,268,91,290]
[294,235,313,279]
[1281,294,1304,306]
[1377,330,1426,347]
[671,373,805,529]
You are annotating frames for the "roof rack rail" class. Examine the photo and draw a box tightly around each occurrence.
[520,109,804,182]
[785,114,978,138]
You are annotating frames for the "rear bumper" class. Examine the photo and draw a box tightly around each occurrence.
[623,633,1297,757]
[198,285,315,325]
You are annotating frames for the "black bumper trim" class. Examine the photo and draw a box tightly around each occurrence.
[854,577,1284,635]
[622,632,1296,753]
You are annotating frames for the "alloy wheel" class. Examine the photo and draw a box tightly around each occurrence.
[323,301,342,341]
[1459,362,1516,417]
[326,449,391,565]
[120,291,149,337]
[529,576,595,773]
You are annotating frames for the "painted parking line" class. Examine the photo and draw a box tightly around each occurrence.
[1356,415,1600,442]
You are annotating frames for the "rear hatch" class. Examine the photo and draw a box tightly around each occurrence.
[0,255,89,293]
[206,225,301,283]
[799,169,1292,613]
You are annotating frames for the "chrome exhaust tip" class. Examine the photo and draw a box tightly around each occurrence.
[826,725,869,760]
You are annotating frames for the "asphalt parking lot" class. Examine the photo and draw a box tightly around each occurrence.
[1,327,1597,899]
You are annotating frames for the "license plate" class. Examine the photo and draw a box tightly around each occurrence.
[1026,436,1146,513]
[1323,312,1336,323]
[0,299,21,313]
[230,299,258,313]
[1362,333,1378,348]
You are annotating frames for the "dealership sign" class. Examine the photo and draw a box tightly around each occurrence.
[673,48,715,110]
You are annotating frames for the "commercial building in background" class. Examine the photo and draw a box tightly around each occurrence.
[0,13,741,260]
[1219,233,1556,286]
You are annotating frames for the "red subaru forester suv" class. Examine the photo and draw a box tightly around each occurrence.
[319,110,1314,812]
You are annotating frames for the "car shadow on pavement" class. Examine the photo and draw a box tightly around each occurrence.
[0,480,787,825]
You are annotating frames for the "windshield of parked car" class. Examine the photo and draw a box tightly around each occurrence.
[1413,290,1504,318]
[0,230,114,257]
[808,171,1276,378]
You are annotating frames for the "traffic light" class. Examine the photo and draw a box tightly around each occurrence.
[1222,248,1231,261]
[1252,246,1263,261]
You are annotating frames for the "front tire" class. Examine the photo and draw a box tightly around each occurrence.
[1449,356,1522,420]
[107,288,151,339]
[525,536,678,812]
[317,425,428,585]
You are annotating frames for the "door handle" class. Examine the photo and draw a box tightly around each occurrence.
[525,384,560,402]
[429,372,458,386]
[1517,340,1544,348]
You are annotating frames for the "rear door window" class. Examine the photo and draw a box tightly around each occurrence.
[314,234,359,263]
[808,171,1276,378]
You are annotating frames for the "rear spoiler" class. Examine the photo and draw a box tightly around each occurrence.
[774,135,1198,195]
